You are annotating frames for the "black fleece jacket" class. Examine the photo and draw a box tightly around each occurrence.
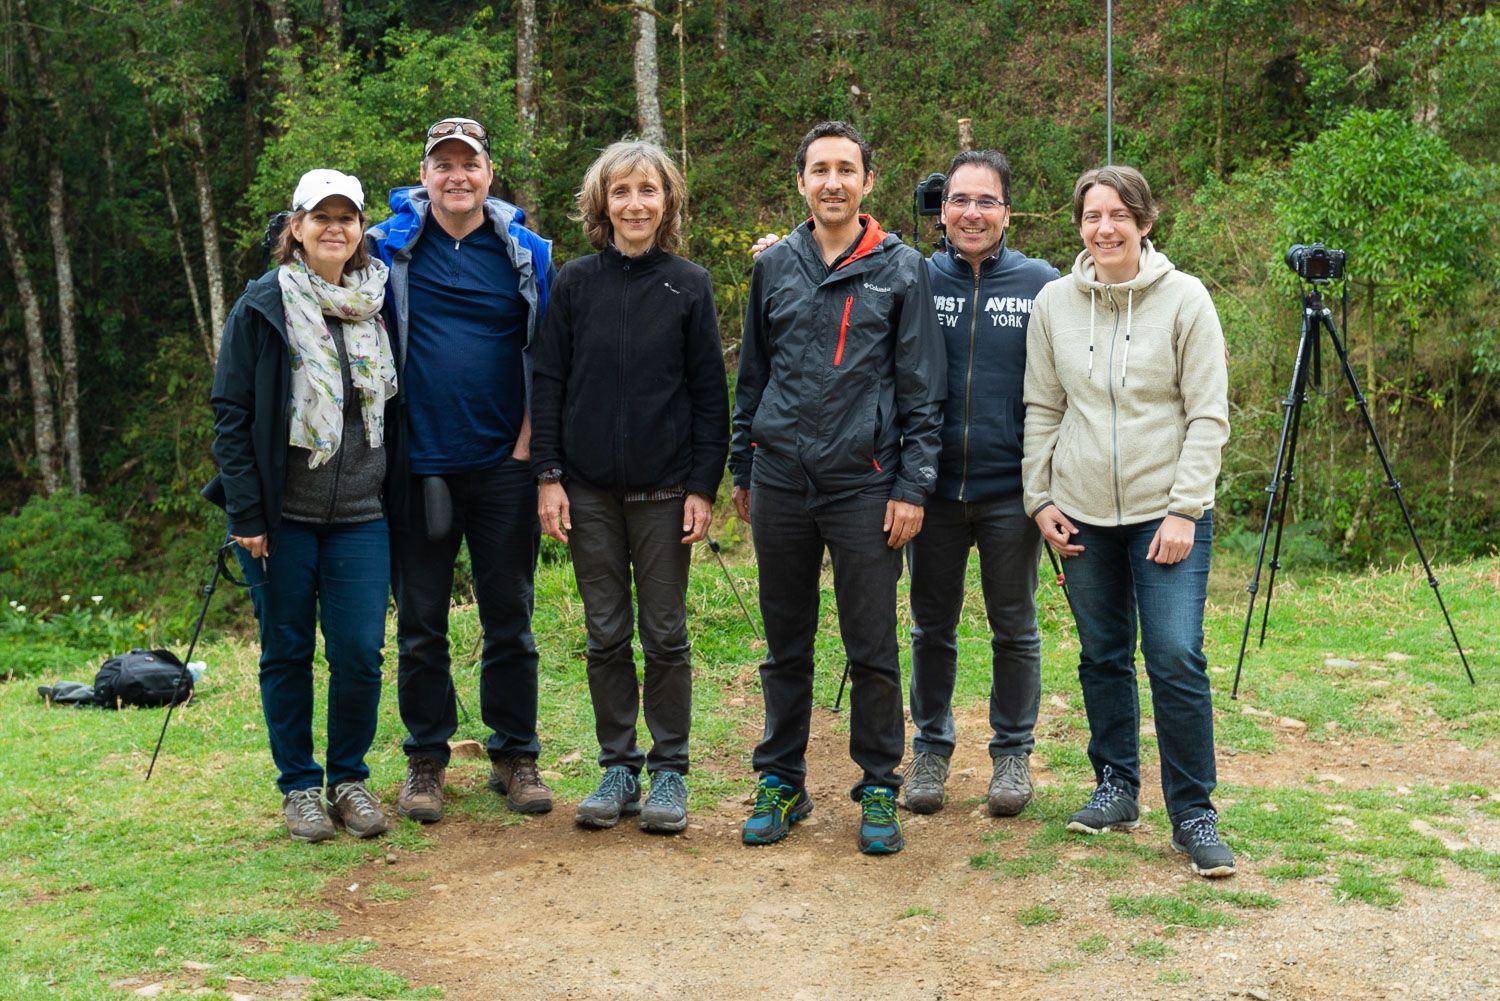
[528,245,729,496]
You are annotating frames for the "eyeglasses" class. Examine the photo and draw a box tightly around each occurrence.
[426,119,490,152]
[945,195,1007,212]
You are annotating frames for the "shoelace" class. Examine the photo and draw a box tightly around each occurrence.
[287,788,327,823]
[508,756,542,787]
[908,753,947,787]
[1084,781,1125,810]
[1178,810,1222,847]
[648,772,687,808]
[592,768,635,801]
[335,783,379,818]
[993,755,1027,786]
[750,780,789,816]
[861,790,898,826]
[407,761,441,796]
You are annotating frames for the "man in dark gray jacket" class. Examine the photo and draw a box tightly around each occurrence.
[730,121,944,855]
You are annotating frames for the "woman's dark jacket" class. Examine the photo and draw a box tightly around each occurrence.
[201,269,407,537]
[528,244,729,496]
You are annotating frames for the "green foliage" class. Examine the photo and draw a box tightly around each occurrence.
[0,495,134,609]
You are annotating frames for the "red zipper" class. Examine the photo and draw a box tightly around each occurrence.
[833,295,853,366]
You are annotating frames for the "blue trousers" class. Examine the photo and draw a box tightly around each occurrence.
[239,518,389,794]
[1063,512,1219,825]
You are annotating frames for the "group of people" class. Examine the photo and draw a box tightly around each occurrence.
[206,114,1235,879]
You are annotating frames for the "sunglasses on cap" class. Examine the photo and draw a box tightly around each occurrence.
[426,119,490,152]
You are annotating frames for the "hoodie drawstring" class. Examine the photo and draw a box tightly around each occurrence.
[1087,288,1097,380]
[1120,288,1133,386]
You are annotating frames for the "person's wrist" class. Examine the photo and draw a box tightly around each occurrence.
[537,468,564,486]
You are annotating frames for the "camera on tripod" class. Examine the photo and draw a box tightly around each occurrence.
[913,172,946,219]
[1284,243,1346,283]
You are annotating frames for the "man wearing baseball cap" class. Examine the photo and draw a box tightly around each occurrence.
[369,117,556,822]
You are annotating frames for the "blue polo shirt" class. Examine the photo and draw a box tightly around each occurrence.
[404,217,527,473]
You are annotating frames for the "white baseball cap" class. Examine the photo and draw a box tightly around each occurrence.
[291,169,365,212]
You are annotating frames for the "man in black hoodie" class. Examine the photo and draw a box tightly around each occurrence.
[730,121,944,855]
[904,150,1060,819]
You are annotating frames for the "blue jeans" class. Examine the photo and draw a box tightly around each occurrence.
[393,459,541,764]
[238,518,389,794]
[908,495,1043,759]
[1063,512,1218,825]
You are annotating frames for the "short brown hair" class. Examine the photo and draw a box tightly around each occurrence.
[273,208,372,275]
[1071,165,1158,246]
[574,141,686,254]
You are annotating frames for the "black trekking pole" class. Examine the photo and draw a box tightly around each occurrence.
[147,541,249,780]
[1043,545,1073,611]
[705,535,761,641]
[833,660,853,712]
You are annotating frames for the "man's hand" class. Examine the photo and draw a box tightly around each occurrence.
[1034,504,1084,557]
[513,410,532,463]
[538,482,571,543]
[884,499,923,549]
[750,233,782,259]
[681,493,712,544]
[232,533,268,559]
[732,485,751,524]
[1147,514,1196,565]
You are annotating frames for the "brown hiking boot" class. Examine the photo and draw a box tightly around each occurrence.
[397,756,445,822]
[329,780,388,838]
[282,787,335,843]
[487,752,553,814]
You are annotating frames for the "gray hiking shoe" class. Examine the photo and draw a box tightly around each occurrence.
[987,754,1033,817]
[640,770,689,834]
[575,765,641,829]
[282,787,335,843]
[329,780,388,839]
[1066,771,1140,834]
[1172,811,1237,878]
[902,751,950,814]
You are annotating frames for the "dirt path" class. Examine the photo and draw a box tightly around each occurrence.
[323,709,1500,1001]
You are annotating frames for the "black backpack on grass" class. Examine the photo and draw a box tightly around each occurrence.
[92,649,194,709]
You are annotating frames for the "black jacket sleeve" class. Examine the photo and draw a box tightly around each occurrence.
[208,298,269,537]
[891,252,945,504]
[528,266,573,479]
[683,268,730,497]
[729,258,772,490]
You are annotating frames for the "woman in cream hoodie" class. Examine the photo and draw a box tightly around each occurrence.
[1022,165,1235,878]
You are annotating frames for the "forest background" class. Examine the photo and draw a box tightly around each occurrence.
[1,0,1497,664]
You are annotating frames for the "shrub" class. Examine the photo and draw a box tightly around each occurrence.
[0,493,135,608]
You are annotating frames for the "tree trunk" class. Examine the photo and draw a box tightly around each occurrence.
[514,0,540,220]
[183,103,229,357]
[323,0,342,47]
[674,0,688,246]
[0,198,62,495]
[267,0,295,51]
[633,2,666,146]
[145,103,212,361]
[713,0,728,54]
[17,1,83,492]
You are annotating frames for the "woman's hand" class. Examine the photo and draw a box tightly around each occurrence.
[232,534,269,559]
[681,493,712,544]
[538,482,571,543]
[1034,505,1084,558]
[732,485,751,524]
[1147,514,1196,565]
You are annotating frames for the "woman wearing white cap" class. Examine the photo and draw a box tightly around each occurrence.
[205,169,399,842]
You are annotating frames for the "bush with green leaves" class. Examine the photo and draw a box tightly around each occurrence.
[0,493,135,609]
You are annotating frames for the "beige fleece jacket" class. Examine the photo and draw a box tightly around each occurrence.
[1022,241,1229,525]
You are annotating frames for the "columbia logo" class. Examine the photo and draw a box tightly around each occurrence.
[863,281,891,293]
[663,281,681,294]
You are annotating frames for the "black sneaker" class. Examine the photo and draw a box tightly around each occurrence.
[640,770,689,834]
[741,774,814,845]
[857,786,903,854]
[1171,811,1237,878]
[1066,773,1140,834]
[574,766,641,829]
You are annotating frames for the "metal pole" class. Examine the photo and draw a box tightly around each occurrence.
[1106,0,1114,164]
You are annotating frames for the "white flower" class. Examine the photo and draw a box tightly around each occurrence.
[7,600,15,608]
[15,605,25,613]
[61,594,71,602]
[91,595,104,603]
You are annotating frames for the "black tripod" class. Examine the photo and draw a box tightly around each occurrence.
[1231,281,1476,697]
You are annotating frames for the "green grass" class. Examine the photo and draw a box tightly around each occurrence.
[1017,903,1062,926]
[1,551,1496,996]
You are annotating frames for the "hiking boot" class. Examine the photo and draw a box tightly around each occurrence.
[1066,773,1140,835]
[902,751,950,814]
[1172,811,1237,878]
[741,774,813,845]
[574,765,641,828]
[488,752,554,814]
[857,786,904,855]
[987,754,1033,817]
[640,770,689,834]
[397,756,445,823]
[282,787,335,843]
[329,780,388,839]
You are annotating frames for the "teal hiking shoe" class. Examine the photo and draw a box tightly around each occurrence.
[640,770,689,834]
[741,774,813,845]
[574,765,641,829]
[857,786,904,855]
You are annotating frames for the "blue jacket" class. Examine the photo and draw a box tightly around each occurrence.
[926,240,1059,502]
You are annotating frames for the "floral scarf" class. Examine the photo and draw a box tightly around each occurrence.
[277,258,397,468]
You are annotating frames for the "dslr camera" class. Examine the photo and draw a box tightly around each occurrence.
[1285,243,1346,283]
